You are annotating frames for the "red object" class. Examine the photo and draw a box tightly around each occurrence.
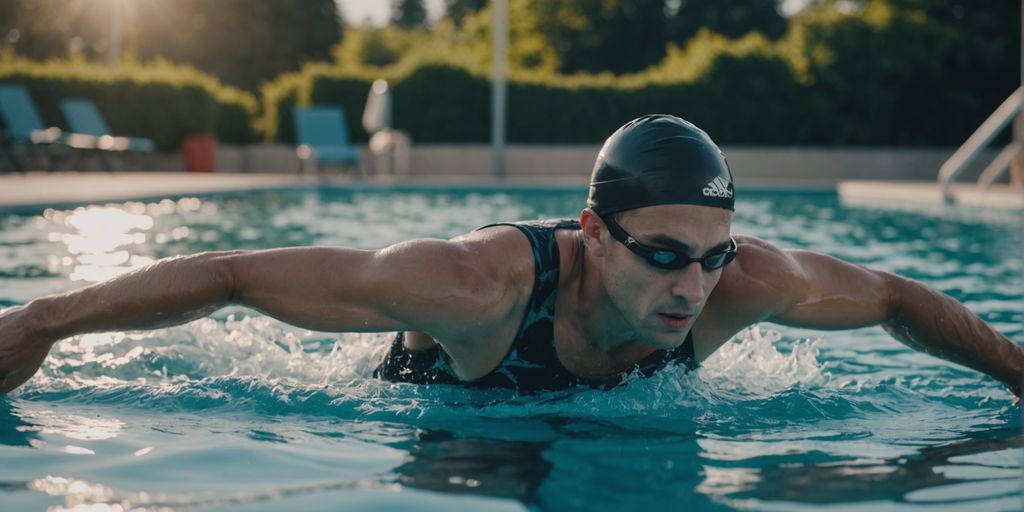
[181,134,217,172]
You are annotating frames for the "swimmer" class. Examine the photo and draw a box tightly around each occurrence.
[0,115,1021,396]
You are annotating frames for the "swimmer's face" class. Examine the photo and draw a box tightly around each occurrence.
[593,204,732,349]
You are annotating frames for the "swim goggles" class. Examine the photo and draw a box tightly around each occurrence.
[602,216,738,271]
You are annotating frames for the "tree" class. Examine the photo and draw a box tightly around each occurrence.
[467,0,671,75]
[444,0,488,27]
[555,0,671,74]
[669,0,788,43]
[134,0,343,90]
[789,0,1019,144]
[393,0,429,29]
[0,0,110,60]
[0,0,343,91]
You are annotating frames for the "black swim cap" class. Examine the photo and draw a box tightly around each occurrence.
[588,114,734,215]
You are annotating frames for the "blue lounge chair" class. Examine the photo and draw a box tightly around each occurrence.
[60,98,155,171]
[292,106,361,175]
[60,98,155,152]
[0,84,65,172]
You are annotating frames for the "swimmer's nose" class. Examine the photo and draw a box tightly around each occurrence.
[669,262,706,307]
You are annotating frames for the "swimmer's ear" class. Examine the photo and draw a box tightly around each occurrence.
[579,209,609,257]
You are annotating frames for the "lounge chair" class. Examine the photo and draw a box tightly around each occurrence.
[0,84,66,172]
[362,79,411,175]
[292,106,361,175]
[60,98,155,152]
[59,98,155,171]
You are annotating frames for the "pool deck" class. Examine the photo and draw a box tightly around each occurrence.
[837,180,1024,210]
[0,171,829,208]
[1,172,304,208]
[0,171,588,210]
[2,171,1022,211]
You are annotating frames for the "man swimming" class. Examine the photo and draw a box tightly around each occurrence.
[0,115,1021,396]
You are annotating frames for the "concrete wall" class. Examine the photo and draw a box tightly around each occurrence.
[79,144,1003,186]
[400,145,999,185]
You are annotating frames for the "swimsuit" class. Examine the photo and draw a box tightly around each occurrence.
[373,219,699,393]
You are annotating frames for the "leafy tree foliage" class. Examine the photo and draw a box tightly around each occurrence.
[0,0,110,59]
[444,0,488,27]
[455,0,671,75]
[544,0,671,74]
[791,0,1019,144]
[392,0,429,29]
[669,0,788,42]
[0,0,342,91]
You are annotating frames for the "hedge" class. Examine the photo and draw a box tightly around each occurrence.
[259,4,1016,147]
[0,58,258,150]
[261,54,809,145]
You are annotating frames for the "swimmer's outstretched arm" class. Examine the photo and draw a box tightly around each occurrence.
[0,237,513,394]
[720,237,1024,398]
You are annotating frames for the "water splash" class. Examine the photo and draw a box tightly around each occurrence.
[19,319,842,425]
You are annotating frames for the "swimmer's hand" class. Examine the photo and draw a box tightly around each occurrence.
[0,305,56,395]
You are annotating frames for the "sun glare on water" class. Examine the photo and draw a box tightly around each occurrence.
[43,199,203,283]
[49,206,154,283]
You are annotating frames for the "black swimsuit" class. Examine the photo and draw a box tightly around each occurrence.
[373,219,699,393]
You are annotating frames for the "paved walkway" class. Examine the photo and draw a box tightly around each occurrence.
[3,171,1022,211]
[0,171,609,211]
[0,172,315,209]
[0,172,586,209]
[838,181,1024,210]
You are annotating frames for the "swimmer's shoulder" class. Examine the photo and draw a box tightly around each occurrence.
[429,226,540,370]
[462,220,582,285]
[449,224,538,302]
[712,234,807,310]
[697,236,806,353]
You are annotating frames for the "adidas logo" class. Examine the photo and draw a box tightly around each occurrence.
[702,176,733,199]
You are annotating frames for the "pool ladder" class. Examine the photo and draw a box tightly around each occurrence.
[937,87,1023,204]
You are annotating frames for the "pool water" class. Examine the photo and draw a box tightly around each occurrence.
[0,186,1021,511]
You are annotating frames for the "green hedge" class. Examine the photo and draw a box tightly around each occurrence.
[789,9,1016,146]
[261,56,806,145]
[260,4,1016,147]
[0,58,258,150]
[258,68,315,146]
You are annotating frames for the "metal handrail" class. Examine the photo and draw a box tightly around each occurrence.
[938,86,1022,202]
[977,143,1021,190]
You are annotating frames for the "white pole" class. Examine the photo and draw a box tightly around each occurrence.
[491,0,508,180]
[107,1,123,66]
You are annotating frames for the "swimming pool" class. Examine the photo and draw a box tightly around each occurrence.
[0,185,1021,511]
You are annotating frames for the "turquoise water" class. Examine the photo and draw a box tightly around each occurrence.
[0,186,1021,511]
